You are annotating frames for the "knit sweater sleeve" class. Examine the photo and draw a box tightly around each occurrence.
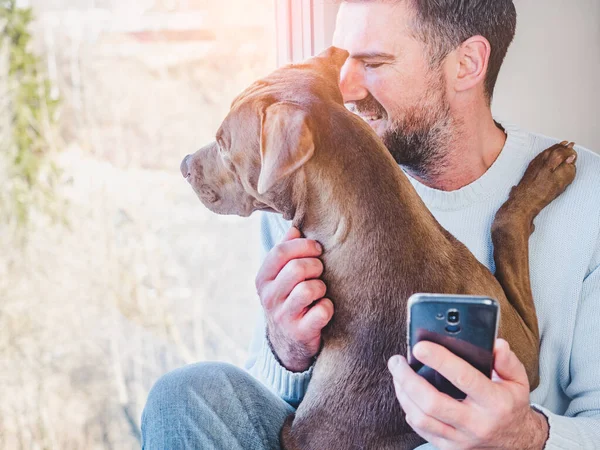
[243,212,313,406]
[531,238,600,449]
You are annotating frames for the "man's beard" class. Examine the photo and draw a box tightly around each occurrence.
[348,77,455,181]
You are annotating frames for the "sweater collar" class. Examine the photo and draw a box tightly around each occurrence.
[402,121,531,211]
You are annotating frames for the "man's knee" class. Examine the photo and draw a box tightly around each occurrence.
[142,362,291,449]
[143,362,246,419]
[142,362,249,442]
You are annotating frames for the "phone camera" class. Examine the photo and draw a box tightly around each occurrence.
[447,310,460,324]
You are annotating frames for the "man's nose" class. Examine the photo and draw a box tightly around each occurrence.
[180,154,191,178]
[339,59,369,103]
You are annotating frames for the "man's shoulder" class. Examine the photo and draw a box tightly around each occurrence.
[527,129,599,165]
[526,130,600,193]
[520,130,600,245]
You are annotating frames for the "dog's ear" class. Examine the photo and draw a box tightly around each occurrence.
[317,46,349,73]
[312,47,349,104]
[257,102,315,195]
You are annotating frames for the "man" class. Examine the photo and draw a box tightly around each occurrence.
[142,1,600,449]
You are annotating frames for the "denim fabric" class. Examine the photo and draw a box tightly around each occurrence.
[142,362,294,450]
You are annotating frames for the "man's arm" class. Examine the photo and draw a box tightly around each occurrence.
[244,308,314,407]
[390,250,600,449]
[530,257,600,449]
[244,212,330,406]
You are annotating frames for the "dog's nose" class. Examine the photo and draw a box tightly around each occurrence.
[180,155,191,178]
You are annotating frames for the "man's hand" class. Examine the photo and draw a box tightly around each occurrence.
[388,339,549,450]
[255,226,334,372]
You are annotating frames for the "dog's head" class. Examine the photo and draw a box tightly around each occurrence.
[181,47,349,217]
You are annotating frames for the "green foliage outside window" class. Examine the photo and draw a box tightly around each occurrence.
[0,0,61,228]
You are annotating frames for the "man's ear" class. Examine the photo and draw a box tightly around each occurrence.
[257,102,315,195]
[454,36,490,93]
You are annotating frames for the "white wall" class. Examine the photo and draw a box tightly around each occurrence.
[493,0,600,151]
[315,1,600,152]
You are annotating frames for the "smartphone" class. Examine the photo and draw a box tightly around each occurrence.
[407,293,500,400]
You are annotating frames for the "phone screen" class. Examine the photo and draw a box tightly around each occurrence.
[407,294,499,400]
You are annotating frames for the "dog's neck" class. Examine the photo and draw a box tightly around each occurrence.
[292,110,442,254]
[265,106,454,342]
[275,110,450,322]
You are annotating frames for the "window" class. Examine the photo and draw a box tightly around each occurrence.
[0,1,276,448]
[275,0,340,64]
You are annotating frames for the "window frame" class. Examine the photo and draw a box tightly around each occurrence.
[274,0,340,65]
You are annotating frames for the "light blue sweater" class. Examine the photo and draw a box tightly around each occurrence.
[245,122,600,449]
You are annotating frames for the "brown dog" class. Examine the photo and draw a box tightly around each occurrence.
[180,47,577,449]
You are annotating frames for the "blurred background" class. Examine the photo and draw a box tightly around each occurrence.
[0,0,597,449]
[0,0,273,448]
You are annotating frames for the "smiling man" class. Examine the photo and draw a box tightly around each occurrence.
[142,1,600,449]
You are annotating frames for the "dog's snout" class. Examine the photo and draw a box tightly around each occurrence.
[200,185,220,204]
[180,155,191,178]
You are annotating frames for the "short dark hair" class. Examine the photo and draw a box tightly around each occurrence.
[343,0,517,101]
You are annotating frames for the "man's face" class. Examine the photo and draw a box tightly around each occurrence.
[333,1,454,176]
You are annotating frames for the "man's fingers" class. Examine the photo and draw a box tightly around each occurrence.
[257,237,323,286]
[413,341,492,405]
[492,339,529,385]
[282,226,302,242]
[389,356,459,443]
[265,257,323,306]
[256,238,323,293]
[388,355,469,429]
[298,298,334,334]
[260,257,323,311]
[284,279,328,318]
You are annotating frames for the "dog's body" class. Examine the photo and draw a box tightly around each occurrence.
[181,48,577,449]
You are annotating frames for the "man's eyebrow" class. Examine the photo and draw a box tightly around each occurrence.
[350,52,396,61]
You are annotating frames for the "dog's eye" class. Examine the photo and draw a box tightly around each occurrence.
[217,142,235,170]
[219,147,230,161]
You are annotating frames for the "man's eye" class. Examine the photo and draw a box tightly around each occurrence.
[364,62,384,69]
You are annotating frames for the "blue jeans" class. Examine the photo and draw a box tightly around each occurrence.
[141,362,294,450]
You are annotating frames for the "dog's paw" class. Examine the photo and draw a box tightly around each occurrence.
[513,141,577,214]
